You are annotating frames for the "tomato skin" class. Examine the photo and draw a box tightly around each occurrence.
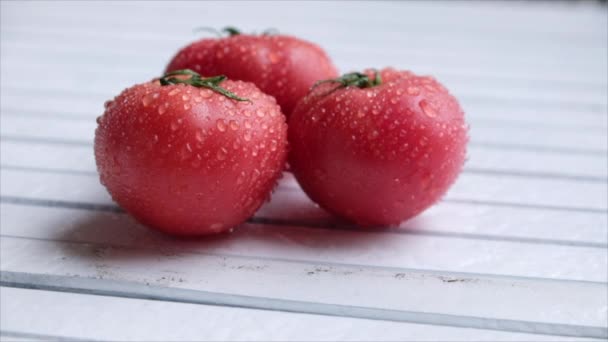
[165,34,338,117]
[95,79,288,235]
[288,68,468,226]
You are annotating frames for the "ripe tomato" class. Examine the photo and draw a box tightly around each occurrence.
[165,28,338,117]
[95,70,288,235]
[288,68,468,226]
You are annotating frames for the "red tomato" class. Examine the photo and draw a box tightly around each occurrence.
[288,68,468,226]
[165,29,338,117]
[95,70,288,235]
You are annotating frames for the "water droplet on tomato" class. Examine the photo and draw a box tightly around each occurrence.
[407,86,420,95]
[195,129,204,142]
[191,156,202,168]
[268,52,279,64]
[158,103,168,115]
[419,100,437,118]
[182,94,190,101]
[168,88,180,96]
[270,139,278,151]
[229,120,240,130]
[200,90,212,98]
[217,147,228,160]
[216,119,227,132]
[142,92,159,107]
[256,109,265,117]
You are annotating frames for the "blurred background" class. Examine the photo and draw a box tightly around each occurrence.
[0,1,607,341]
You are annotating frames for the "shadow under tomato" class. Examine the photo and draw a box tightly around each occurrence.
[53,197,400,269]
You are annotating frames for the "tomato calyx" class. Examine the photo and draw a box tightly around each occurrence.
[312,70,382,94]
[159,69,251,102]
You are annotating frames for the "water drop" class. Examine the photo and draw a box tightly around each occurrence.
[191,155,202,168]
[244,120,252,129]
[142,92,159,107]
[236,171,246,185]
[256,109,265,117]
[268,52,279,64]
[158,104,167,115]
[168,88,181,96]
[419,100,438,118]
[244,131,252,141]
[216,119,227,132]
[270,139,278,151]
[184,103,191,110]
[407,86,420,95]
[357,111,365,118]
[217,147,228,160]
[200,90,212,98]
[229,120,240,130]
[368,130,379,139]
[182,94,190,101]
[195,129,204,142]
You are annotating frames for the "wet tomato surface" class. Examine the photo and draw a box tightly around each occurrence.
[166,29,338,117]
[288,68,468,226]
[95,71,288,235]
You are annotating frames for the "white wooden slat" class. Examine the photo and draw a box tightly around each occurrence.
[3,1,605,45]
[2,150,606,213]
[3,33,607,74]
[2,39,606,85]
[5,287,596,342]
[1,140,606,245]
[1,163,606,246]
[3,102,606,132]
[2,108,607,155]
[3,55,606,97]
[1,197,606,283]
[1,236,606,331]
[2,139,607,181]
